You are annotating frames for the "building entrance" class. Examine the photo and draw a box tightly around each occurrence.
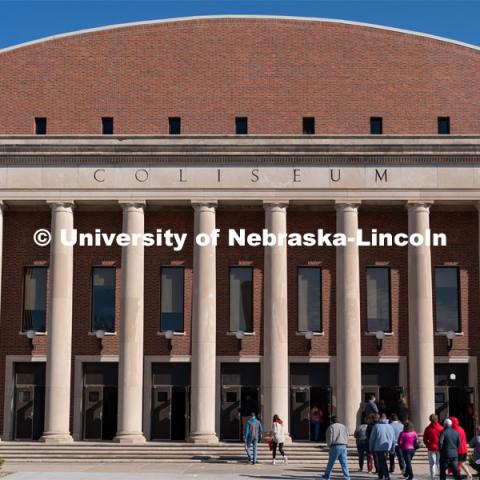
[82,363,118,440]
[151,363,190,441]
[362,363,403,419]
[435,363,475,439]
[290,363,331,441]
[14,362,45,440]
[220,363,260,441]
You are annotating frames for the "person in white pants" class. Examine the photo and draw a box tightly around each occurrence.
[423,414,444,480]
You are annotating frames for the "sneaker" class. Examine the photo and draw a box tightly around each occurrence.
[272,459,276,465]
[283,456,288,464]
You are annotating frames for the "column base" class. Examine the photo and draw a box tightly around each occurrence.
[188,433,219,444]
[113,433,146,444]
[39,433,74,444]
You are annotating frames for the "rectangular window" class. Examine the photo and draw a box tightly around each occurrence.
[370,117,383,135]
[35,117,47,135]
[303,117,315,135]
[366,267,391,332]
[297,267,322,332]
[91,267,116,332]
[22,267,48,332]
[438,117,450,135]
[160,267,184,332]
[435,267,460,332]
[235,117,248,135]
[229,267,253,332]
[101,117,114,135]
[169,117,181,135]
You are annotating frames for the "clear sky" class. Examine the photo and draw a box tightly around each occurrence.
[0,1,479,50]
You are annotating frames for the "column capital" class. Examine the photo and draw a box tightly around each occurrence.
[191,200,217,211]
[405,200,434,211]
[334,200,361,211]
[47,200,75,211]
[118,200,146,210]
[263,200,289,211]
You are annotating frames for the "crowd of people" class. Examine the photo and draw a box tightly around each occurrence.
[241,395,480,480]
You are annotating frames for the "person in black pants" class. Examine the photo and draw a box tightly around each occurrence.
[439,418,461,480]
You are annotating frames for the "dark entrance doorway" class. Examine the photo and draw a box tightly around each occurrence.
[290,363,331,441]
[151,363,190,441]
[435,363,475,439]
[362,363,403,420]
[220,363,260,441]
[83,363,118,440]
[14,363,45,440]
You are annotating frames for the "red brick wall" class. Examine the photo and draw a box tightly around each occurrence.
[1,18,480,134]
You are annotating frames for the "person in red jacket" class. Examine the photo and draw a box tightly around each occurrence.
[451,416,473,480]
[423,414,443,480]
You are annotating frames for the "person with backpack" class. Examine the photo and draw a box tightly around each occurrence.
[398,420,419,480]
[270,414,287,465]
[439,418,461,480]
[423,413,444,480]
[244,412,263,465]
[354,420,369,472]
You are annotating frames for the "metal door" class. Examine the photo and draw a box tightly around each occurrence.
[15,385,34,440]
[83,386,103,440]
[435,386,449,423]
[291,386,310,440]
[221,386,241,440]
[151,386,172,440]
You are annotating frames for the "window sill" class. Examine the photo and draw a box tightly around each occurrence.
[435,331,464,337]
[296,331,324,336]
[157,331,186,336]
[19,331,47,336]
[88,331,117,336]
[364,331,394,336]
[226,331,255,336]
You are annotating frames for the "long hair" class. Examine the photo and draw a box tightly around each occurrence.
[404,420,415,432]
[273,414,280,423]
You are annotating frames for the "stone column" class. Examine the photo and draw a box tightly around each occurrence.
[41,201,74,443]
[114,202,146,443]
[407,202,435,432]
[263,202,291,442]
[189,202,218,443]
[335,202,362,434]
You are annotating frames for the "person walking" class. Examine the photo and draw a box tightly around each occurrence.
[398,420,419,480]
[469,425,480,474]
[366,413,380,474]
[439,418,461,480]
[451,416,473,480]
[369,413,396,480]
[270,414,287,465]
[322,416,350,480]
[354,420,369,472]
[365,394,380,416]
[389,413,406,474]
[398,395,409,423]
[310,404,323,441]
[423,413,443,480]
[244,412,263,465]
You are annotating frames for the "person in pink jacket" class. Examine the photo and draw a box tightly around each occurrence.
[398,421,419,480]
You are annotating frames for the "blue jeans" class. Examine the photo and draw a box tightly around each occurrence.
[403,449,415,480]
[311,420,321,441]
[246,437,258,464]
[323,444,350,480]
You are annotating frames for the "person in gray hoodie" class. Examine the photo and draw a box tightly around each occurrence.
[369,413,396,480]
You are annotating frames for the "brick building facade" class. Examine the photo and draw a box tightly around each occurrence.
[0,16,479,443]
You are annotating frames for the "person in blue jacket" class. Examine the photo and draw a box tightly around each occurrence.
[369,413,396,480]
[245,412,263,464]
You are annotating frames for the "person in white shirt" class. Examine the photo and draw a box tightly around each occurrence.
[270,414,287,464]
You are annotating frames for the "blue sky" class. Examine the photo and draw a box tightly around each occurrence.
[1,1,479,50]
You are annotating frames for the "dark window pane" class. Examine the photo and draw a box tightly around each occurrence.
[295,391,306,403]
[157,391,168,402]
[91,267,116,332]
[226,391,237,402]
[23,267,48,332]
[235,117,248,135]
[89,391,100,403]
[435,267,460,332]
[366,267,391,332]
[370,117,383,135]
[303,117,315,135]
[169,117,181,135]
[160,267,184,332]
[298,267,322,332]
[438,117,450,134]
[229,267,253,332]
[101,117,113,135]
[35,117,47,135]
